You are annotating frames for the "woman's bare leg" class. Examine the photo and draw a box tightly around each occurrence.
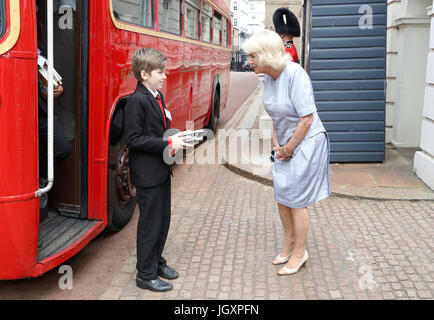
[284,207,310,269]
[274,203,295,259]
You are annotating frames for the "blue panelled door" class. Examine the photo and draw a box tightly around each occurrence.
[309,0,387,162]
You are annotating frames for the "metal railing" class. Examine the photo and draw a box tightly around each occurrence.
[231,48,252,72]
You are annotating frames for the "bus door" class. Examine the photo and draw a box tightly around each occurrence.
[36,0,95,262]
[37,0,80,216]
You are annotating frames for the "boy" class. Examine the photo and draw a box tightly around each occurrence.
[273,7,301,63]
[124,48,191,292]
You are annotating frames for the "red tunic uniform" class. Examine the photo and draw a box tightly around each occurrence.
[285,41,298,63]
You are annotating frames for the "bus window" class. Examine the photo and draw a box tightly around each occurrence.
[158,0,181,34]
[185,0,200,40]
[213,11,221,46]
[221,16,227,47]
[202,2,212,42]
[112,0,153,28]
[0,1,5,40]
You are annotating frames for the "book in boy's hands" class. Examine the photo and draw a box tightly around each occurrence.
[169,129,205,147]
[184,136,203,146]
[178,129,205,146]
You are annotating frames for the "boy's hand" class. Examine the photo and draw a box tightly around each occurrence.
[170,131,194,153]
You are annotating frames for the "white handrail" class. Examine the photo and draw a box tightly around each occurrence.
[35,0,54,198]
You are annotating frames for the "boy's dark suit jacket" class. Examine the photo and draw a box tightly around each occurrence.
[124,82,172,188]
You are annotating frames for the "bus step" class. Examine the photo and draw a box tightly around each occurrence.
[37,212,100,262]
[57,203,81,219]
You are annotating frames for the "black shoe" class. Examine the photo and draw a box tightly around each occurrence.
[157,265,179,280]
[136,276,173,292]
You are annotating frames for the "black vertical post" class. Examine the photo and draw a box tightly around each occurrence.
[79,0,89,219]
[301,0,308,68]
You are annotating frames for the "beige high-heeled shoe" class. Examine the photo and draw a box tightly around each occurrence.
[277,251,308,276]
[272,250,293,265]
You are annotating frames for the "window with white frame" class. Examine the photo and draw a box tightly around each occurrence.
[158,0,181,34]
[112,0,153,28]
[221,16,228,47]
[202,2,212,42]
[213,11,222,46]
[185,0,200,39]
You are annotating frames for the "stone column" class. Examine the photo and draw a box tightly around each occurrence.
[386,0,401,143]
[388,0,431,147]
[414,2,434,190]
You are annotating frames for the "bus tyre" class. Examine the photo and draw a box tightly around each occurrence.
[107,143,137,232]
[207,91,220,134]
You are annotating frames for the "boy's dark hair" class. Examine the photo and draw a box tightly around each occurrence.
[273,7,300,38]
[132,47,167,81]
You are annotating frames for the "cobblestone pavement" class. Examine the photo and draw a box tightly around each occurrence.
[100,159,434,300]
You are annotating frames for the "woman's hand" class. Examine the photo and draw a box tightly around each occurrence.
[273,128,292,161]
[273,145,292,161]
[275,114,314,161]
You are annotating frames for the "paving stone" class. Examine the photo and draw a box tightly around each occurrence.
[405,289,417,298]
[99,286,124,300]
[110,272,132,287]
[330,290,342,299]
[417,290,433,299]
[382,292,396,300]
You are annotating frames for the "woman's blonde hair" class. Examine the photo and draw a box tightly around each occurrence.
[243,29,289,71]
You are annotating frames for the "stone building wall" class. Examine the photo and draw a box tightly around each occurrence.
[414,1,434,190]
[264,0,304,56]
[386,0,431,146]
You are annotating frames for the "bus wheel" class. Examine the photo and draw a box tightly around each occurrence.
[207,91,220,134]
[107,143,137,232]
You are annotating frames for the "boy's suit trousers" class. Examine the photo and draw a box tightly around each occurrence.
[136,176,171,280]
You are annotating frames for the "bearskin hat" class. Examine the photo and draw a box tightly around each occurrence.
[273,7,300,37]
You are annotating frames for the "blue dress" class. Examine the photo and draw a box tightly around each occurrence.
[264,62,330,208]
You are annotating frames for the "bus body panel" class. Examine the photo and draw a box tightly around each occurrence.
[0,201,38,279]
[0,0,40,279]
[0,0,38,198]
[157,37,185,129]
[196,45,213,128]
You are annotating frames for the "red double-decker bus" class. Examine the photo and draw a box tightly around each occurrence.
[0,0,231,280]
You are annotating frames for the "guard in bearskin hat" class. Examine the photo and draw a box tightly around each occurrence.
[273,7,300,63]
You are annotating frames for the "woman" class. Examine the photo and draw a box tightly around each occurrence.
[243,30,330,276]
